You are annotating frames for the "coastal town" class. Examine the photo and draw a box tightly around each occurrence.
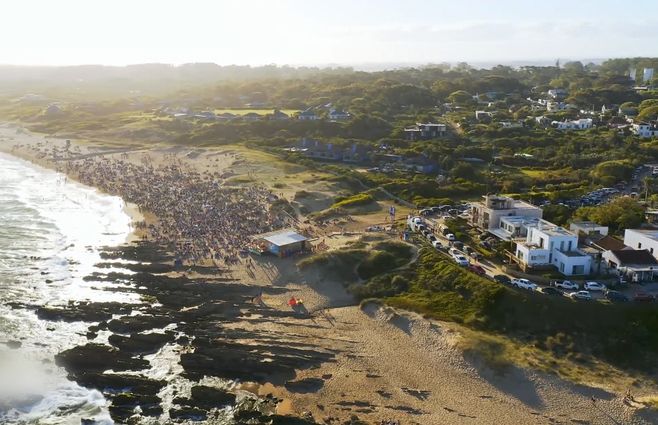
[2,43,658,425]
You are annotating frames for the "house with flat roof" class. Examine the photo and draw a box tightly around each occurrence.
[469,195,543,232]
[257,229,308,257]
[514,220,592,276]
[623,229,658,259]
[403,123,447,140]
[569,221,609,237]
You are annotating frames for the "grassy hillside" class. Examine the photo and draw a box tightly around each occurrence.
[385,249,658,374]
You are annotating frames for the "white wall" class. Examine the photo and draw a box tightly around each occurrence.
[624,230,658,259]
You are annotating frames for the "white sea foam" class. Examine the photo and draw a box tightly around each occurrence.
[0,152,135,424]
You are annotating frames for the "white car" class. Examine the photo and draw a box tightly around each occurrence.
[511,278,538,291]
[432,240,444,250]
[584,281,606,291]
[446,233,456,241]
[452,254,469,266]
[569,290,592,300]
[555,280,579,291]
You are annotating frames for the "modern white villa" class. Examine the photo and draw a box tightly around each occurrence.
[514,220,592,276]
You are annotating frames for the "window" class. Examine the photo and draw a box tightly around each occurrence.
[572,265,585,275]
[559,263,565,272]
[652,248,655,254]
[568,241,572,251]
[639,243,642,249]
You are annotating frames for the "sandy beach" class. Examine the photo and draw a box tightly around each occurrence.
[1,123,657,424]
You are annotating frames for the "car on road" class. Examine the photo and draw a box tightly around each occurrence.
[568,290,592,301]
[538,286,562,296]
[554,280,579,290]
[446,233,456,241]
[493,274,511,285]
[604,290,629,302]
[468,264,486,276]
[584,281,606,291]
[511,278,538,290]
[634,291,655,302]
[432,240,444,250]
[452,254,469,266]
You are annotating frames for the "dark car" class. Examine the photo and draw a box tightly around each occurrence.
[493,274,511,285]
[634,292,655,302]
[538,286,562,296]
[468,264,486,276]
[605,290,629,302]
[452,241,464,250]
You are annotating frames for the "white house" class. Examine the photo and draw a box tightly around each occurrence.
[546,101,566,112]
[602,249,658,282]
[552,118,593,130]
[469,195,543,233]
[328,109,351,121]
[569,221,609,237]
[632,122,658,138]
[547,88,567,99]
[624,229,658,259]
[515,220,592,276]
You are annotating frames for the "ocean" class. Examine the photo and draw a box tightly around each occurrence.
[0,152,134,424]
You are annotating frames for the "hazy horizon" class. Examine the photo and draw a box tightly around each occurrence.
[2,0,656,67]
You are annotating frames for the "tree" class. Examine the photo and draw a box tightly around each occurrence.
[542,204,573,226]
[574,197,645,232]
[447,90,474,105]
[590,160,634,185]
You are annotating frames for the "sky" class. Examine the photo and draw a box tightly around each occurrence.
[1,0,657,67]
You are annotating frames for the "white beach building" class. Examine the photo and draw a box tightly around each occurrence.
[514,220,592,276]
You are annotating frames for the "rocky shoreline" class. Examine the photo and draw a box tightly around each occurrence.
[13,241,334,424]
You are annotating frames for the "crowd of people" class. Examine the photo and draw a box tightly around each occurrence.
[67,154,290,265]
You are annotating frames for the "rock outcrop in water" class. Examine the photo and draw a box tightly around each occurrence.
[28,242,332,424]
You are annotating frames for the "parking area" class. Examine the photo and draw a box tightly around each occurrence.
[407,211,658,305]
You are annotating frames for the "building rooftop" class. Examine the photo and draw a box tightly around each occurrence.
[571,221,606,229]
[609,249,658,266]
[626,229,658,241]
[260,230,308,247]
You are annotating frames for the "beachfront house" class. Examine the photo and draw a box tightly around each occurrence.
[602,249,658,282]
[469,195,543,233]
[514,220,592,276]
[624,229,658,260]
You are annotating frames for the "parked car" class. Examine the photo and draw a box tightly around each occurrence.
[432,240,444,250]
[430,206,442,214]
[634,291,655,302]
[452,241,464,250]
[538,286,562,296]
[446,233,456,241]
[493,274,511,285]
[511,278,538,290]
[604,290,629,303]
[569,290,592,301]
[584,281,606,292]
[468,264,486,276]
[468,251,481,260]
[427,234,437,242]
[452,254,469,266]
[419,208,433,216]
[554,280,579,291]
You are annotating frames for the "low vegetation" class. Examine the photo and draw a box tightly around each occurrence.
[377,249,658,379]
